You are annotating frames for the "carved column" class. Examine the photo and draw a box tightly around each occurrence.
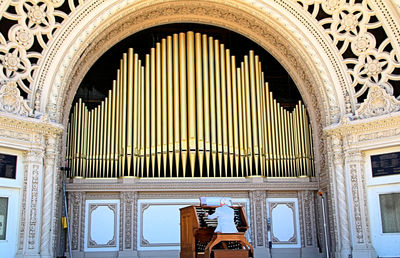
[299,190,317,248]
[16,148,45,257]
[249,190,268,255]
[327,135,351,258]
[344,148,376,258]
[119,191,138,257]
[39,134,58,257]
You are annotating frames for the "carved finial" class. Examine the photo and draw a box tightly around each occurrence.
[355,84,400,119]
[0,80,33,117]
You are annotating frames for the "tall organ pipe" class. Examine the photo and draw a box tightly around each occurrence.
[67,31,314,178]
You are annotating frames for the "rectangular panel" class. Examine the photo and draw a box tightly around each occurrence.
[371,152,400,177]
[379,193,400,233]
[0,197,8,240]
[266,198,300,248]
[84,199,120,252]
[0,154,17,179]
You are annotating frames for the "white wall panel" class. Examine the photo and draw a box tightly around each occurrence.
[84,199,120,252]
[267,197,301,248]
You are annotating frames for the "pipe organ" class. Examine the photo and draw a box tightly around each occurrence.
[66,31,314,178]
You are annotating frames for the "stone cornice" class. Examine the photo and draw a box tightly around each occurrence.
[324,112,400,137]
[0,111,64,136]
[66,177,319,192]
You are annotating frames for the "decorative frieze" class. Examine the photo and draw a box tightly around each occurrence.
[69,192,83,251]
[249,190,266,247]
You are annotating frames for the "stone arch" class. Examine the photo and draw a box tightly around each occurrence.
[37,0,352,183]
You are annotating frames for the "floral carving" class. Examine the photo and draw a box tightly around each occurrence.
[0,80,33,116]
[355,84,400,119]
[16,1,56,34]
[0,43,31,80]
[298,0,400,107]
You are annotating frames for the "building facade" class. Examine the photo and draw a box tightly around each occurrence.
[0,0,399,257]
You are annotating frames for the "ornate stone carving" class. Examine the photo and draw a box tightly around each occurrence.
[28,164,40,249]
[0,80,32,116]
[69,192,83,250]
[355,85,400,119]
[296,0,400,108]
[249,190,266,247]
[121,192,136,250]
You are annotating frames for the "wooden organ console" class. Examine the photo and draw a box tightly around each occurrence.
[180,206,253,258]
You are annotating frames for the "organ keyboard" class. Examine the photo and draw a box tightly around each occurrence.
[180,205,252,258]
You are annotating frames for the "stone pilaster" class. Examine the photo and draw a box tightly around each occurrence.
[119,191,138,257]
[69,192,84,254]
[16,148,45,257]
[40,134,58,257]
[327,135,351,258]
[344,148,376,258]
[249,190,268,255]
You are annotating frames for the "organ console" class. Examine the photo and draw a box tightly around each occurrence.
[180,205,253,258]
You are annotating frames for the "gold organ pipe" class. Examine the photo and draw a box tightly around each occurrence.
[167,36,174,177]
[127,50,134,177]
[179,32,188,176]
[151,48,156,176]
[240,64,248,176]
[276,101,282,176]
[226,49,234,176]
[282,107,288,176]
[145,54,151,177]
[156,43,162,177]
[111,80,117,177]
[237,67,244,176]
[299,102,306,176]
[121,55,127,176]
[209,37,217,177]
[94,107,99,177]
[173,34,181,176]
[232,57,239,176]
[76,100,82,176]
[220,44,228,177]
[260,78,267,177]
[66,32,317,179]
[134,54,140,177]
[102,98,108,177]
[270,96,277,176]
[107,90,112,176]
[290,109,296,176]
[294,104,300,176]
[140,65,145,177]
[214,39,223,177]
[115,68,121,177]
[187,31,196,176]
[202,34,211,177]
[249,52,259,176]
[100,101,105,177]
[254,56,263,176]
[257,60,265,177]
[244,57,253,176]
[265,86,272,176]
[161,39,168,177]
[195,32,205,177]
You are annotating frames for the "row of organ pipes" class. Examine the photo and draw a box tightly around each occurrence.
[66,31,314,178]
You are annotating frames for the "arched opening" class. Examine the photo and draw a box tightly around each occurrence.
[66,24,314,179]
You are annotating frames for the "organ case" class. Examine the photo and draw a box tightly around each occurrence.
[180,205,252,258]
